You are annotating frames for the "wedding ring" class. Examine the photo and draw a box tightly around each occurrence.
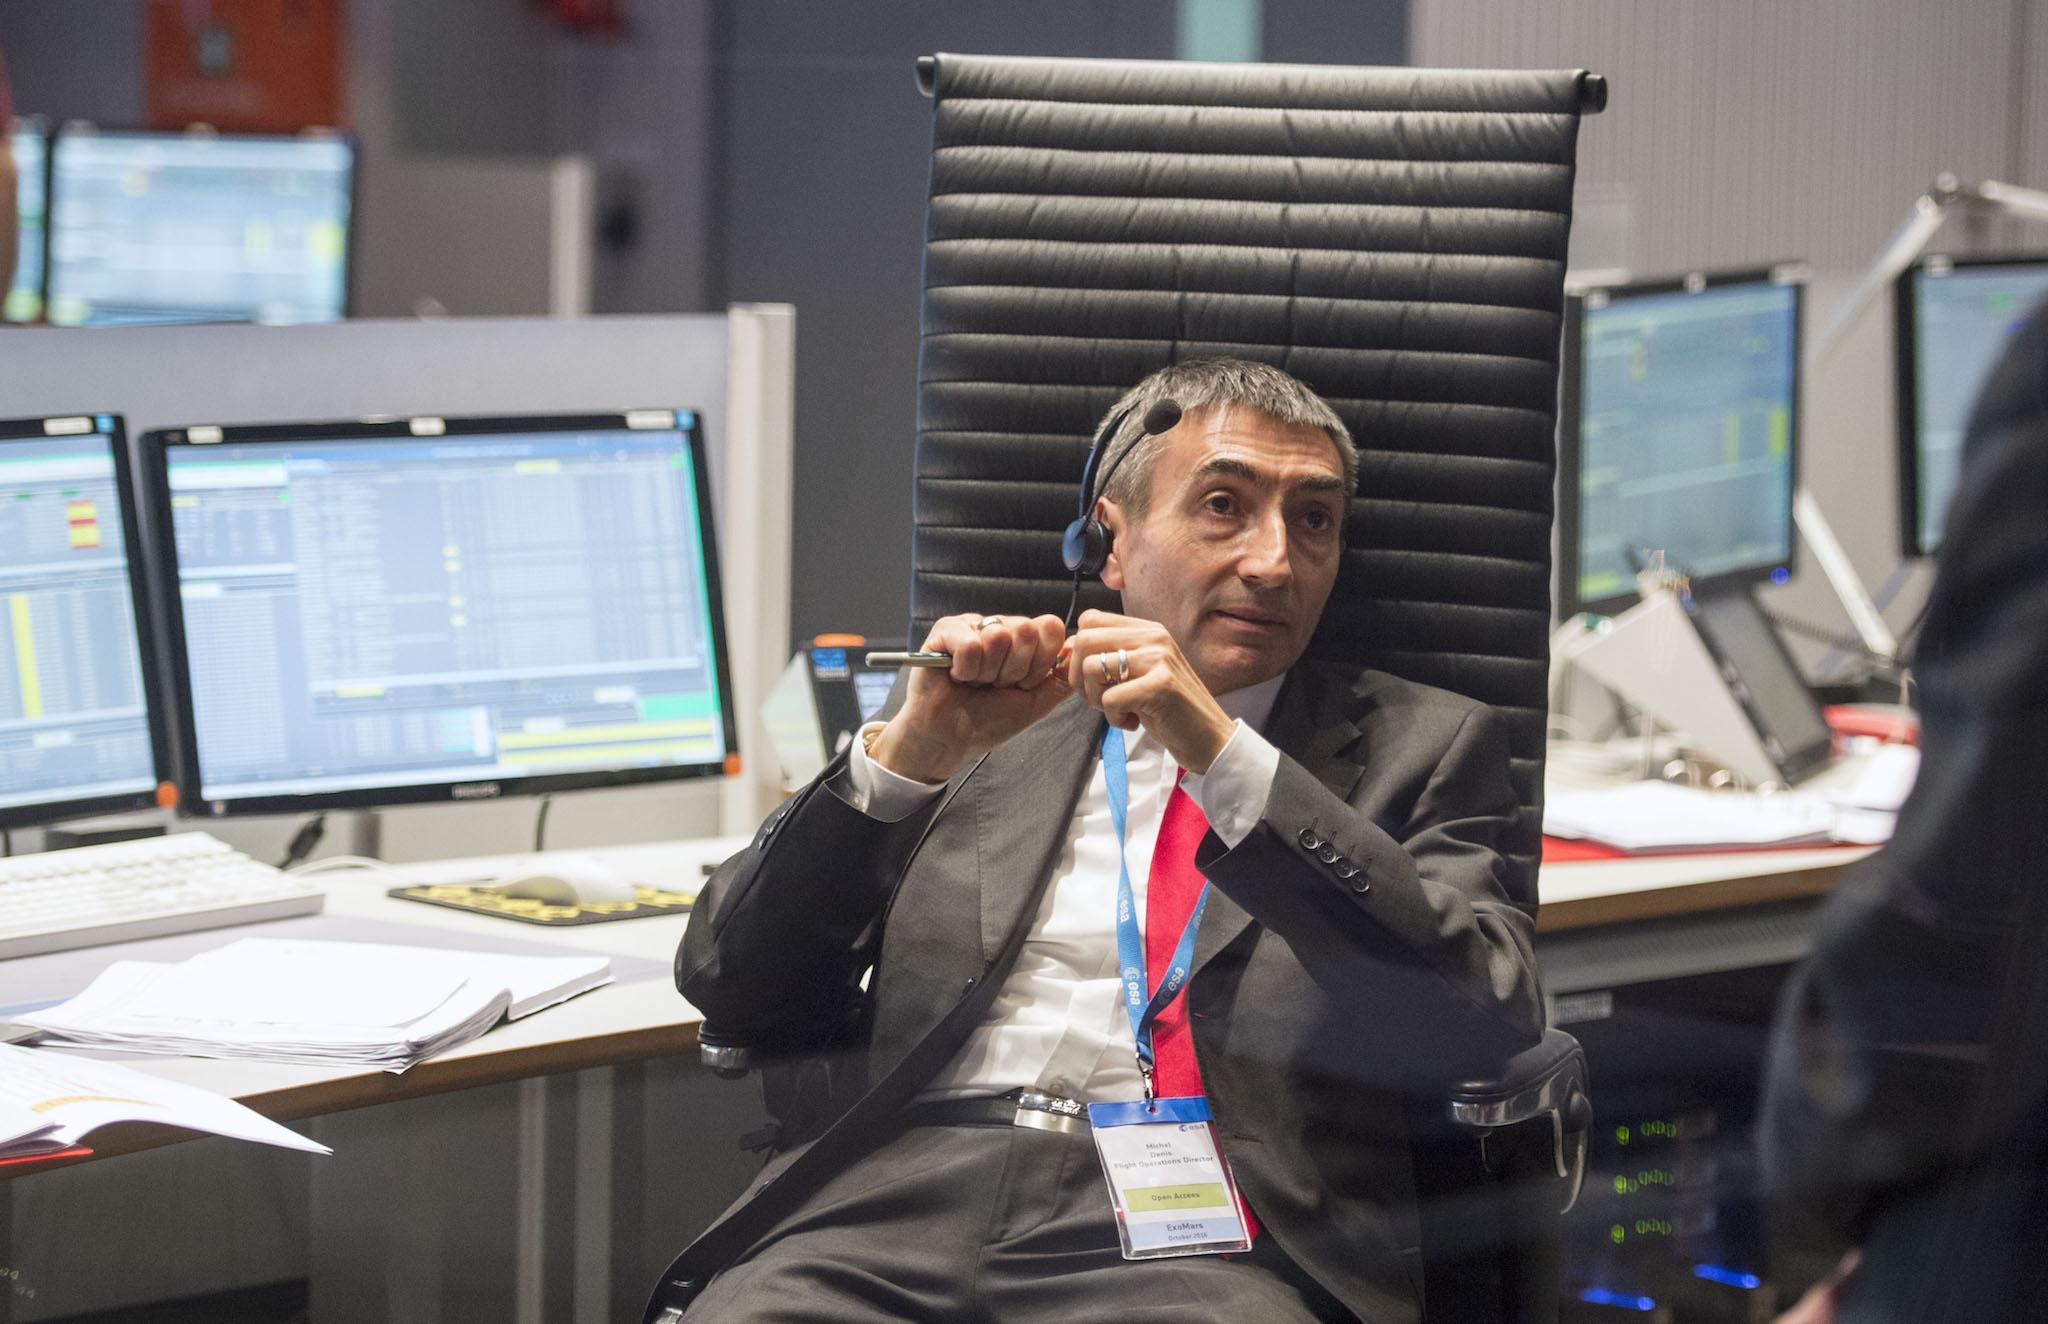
[1115,648,1130,683]
[971,616,990,632]
[1095,653,1113,684]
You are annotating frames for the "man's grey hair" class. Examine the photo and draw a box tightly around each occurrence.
[1091,359,1358,517]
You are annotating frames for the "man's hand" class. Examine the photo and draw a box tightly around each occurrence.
[1066,609,1237,773]
[1776,1250,1859,1324]
[867,613,1070,782]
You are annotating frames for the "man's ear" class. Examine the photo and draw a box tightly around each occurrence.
[1096,497,1126,590]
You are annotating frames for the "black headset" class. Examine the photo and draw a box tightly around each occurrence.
[1061,398,1183,577]
[1058,397,1182,631]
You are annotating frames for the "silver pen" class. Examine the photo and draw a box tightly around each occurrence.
[864,651,955,668]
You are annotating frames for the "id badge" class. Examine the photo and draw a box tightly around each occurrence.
[1086,1095,1252,1258]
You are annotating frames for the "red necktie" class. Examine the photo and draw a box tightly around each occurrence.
[1145,776,1258,1240]
[1144,779,1210,1102]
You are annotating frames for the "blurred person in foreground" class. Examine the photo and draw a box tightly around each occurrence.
[1763,304,2048,1321]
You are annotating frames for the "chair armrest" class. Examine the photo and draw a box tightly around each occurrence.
[697,1026,757,1079]
[1444,1028,1593,1212]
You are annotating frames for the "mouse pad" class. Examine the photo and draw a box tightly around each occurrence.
[385,882,695,926]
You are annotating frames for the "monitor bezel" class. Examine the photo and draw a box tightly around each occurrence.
[1556,265,1805,619]
[1892,251,2048,560]
[139,410,740,818]
[45,123,359,326]
[0,413,173,830]
[6,117,52,325]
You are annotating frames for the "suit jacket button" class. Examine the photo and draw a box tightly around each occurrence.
[1335,861,1360,879]
[1298,828,1322,850]
[1317,844,1339,864]
[1349,876,1370,894]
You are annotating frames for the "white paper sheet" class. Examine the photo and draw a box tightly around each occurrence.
[0,1043,329,1157]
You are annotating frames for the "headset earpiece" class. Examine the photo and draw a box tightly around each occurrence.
[1061,398,1181,578]
[1061,513,1112,576]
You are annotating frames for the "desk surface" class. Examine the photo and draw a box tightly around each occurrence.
[1537,844,1870,931]
[1533,739,1894,930]
[0,837,748,1173]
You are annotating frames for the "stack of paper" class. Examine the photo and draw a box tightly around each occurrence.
[1,1043,329,1159]
[18,938,612,1073]
[1544,781,1841,853]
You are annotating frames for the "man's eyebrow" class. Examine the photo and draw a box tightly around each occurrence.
[1189,455,1348,496]
[1190,456,1261,484]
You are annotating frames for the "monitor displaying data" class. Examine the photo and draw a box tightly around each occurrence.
[1560,269,1803,615]
[47,129,352,327]
[0,414,166,828]
[7,125,46,322]
[1895,255,2048,557]
[145,411,736,814]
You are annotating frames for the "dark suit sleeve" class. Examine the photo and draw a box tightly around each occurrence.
[676,754,945,1046]
[1196,703,1542,1076]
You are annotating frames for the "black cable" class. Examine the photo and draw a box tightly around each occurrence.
[534,794,554,853]
[1061,568,1086,633]
[1761,608,1901,669]
[277,813,327,870]
[2,829,12,858]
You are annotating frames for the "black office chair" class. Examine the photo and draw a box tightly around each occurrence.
[700,51,1601,1320]
[902,52,1602,1321]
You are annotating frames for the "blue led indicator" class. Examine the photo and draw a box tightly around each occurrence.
[678,410,696,427]
[1578,1287,1657,1311]
[812,647,848,672]
[1694,1264,1763,1290]
[96,414,114,433]
[1770,566,1790,585]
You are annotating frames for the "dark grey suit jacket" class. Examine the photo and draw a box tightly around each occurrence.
[662,660,1543,1321]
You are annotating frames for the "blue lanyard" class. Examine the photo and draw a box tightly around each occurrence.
[1101,725,1209,1100]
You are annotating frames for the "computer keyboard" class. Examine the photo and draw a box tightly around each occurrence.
[0,832,325,960]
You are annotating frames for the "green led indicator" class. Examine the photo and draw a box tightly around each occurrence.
[1613,1175,1629,1194]
[1615,1125,1631,1145]
[1610,1224,1626,1245]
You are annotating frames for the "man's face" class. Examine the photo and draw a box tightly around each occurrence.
[1100,404,1348,694]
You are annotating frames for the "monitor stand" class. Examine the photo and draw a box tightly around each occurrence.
[347,810,385,861]
[1564,588,1802,788]
[44,809,173,853]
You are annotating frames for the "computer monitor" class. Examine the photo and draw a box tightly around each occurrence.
[0,413,169,829]
[1894,253,2048,557]
[1558,267,1803,616]
[141,410,738,816]
[46,127,353,327]
[6,123,46,322]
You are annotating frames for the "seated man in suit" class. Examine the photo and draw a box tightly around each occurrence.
[654,359,1544,1323]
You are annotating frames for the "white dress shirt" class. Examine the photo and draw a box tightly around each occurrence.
[843,676,1285,1103]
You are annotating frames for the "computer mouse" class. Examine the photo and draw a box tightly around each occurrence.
[484,854,640,907]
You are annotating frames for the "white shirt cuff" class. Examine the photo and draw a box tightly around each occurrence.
[843,720,947,821]
[1180,719,1278,848]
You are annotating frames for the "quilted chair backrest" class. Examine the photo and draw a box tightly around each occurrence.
[908,54,1605,910]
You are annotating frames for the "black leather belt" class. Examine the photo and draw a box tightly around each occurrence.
[902,1087,1091,1135]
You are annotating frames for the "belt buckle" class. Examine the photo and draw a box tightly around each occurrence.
[1011,1089,1088,1135]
